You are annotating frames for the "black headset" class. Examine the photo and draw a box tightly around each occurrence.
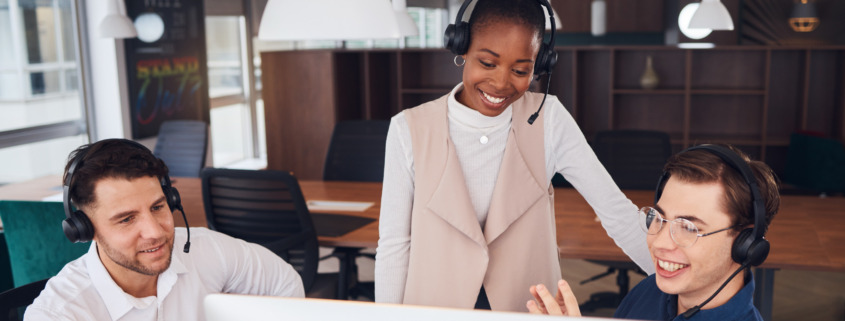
[62,139,188,252]
[654,144,770,267]
[444,0,558,77]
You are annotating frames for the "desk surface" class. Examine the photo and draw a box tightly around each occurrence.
[164,177,845,273]
[2,175,844,272]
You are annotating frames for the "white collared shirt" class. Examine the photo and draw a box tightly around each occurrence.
[25,227,304,321]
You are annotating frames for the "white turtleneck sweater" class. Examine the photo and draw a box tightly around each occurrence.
[374,83,653,303]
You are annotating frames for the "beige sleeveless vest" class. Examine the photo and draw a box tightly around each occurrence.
[402,92,561,312]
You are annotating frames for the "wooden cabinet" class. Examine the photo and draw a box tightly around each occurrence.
[261,46,845,179]
[548,46,845,174]
[261,49,460,179]
[551,0,665,33]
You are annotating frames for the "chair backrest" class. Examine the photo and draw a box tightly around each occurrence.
[323,120,390,182]
[0,201,88,287]
[592,130,672,190]
[154,120,208,177]
[0,277,50,321]
[200,168,319,292]
[783,132,845,193]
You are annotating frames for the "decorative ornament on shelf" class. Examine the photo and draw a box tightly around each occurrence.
[591,0,606,36]
[789,0,820,32]
[640,55,659,90]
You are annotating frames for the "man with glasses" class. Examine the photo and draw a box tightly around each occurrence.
[527,145,780,320]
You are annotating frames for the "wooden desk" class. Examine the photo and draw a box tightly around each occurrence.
[171,177,845,272]
[4,176,845,317]
[171,178,381,248]
[553,188,845,273]
[4,176,844,271]
[172,177,845,319]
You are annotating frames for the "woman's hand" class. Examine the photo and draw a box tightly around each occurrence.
[526,279,581,317]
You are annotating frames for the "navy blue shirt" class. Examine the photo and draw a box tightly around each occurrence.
[613,273,763,321]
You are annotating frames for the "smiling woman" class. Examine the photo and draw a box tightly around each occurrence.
[455,23,538,117]
[374,0,654,313]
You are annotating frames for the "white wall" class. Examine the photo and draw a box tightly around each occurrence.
[84,2,132,141]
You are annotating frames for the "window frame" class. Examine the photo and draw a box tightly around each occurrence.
[0,0,92,149]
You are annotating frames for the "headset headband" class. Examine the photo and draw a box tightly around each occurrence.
[453,0,556,50]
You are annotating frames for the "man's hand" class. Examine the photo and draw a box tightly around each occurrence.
[526,279,581,317]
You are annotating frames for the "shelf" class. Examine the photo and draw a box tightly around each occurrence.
[613,89,685,95]
[262,46,845,184]
[690,89,766,95]
[612,89,766,95]
[764,139,791,146]
[688,134,764,146]
[401,88,453,94]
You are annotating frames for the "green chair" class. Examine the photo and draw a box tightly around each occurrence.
[0,201,88,287]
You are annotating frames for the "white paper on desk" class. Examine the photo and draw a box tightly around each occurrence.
[42,192,64,202]
[307,200,373,212]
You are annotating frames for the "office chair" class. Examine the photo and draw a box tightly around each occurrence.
[323,120,390,182]
[0,235,13,293]
[154,120,209,177]
[200,168,336,298]
[0,278,50,321]
[782,132,845,196]
[0,201,88,288]
[579,130,671,312]
[592,130,672,190]
[321,120,389,300]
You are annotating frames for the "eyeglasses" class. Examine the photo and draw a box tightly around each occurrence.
[639,206,737,248]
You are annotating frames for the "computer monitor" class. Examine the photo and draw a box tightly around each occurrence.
[204,294,611,321]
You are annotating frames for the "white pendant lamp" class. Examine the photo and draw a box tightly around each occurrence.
[393,0,419,37]
[688,0,734,30]
[258,0,401,41]
[100,0,137,38]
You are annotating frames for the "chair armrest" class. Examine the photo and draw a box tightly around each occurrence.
[261,232,312,260]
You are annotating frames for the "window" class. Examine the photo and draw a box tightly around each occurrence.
[0,0,87,184]
[206,15,263,167]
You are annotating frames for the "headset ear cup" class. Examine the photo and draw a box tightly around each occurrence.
[444,22,470,55]
[167,186,183,212]
[444,24,458,54]
[731,228,755,265]
[453,23,471,55]
[534,43,548,76]
[63,210,94,243]
[62,218,79,243]
[533,43,558,76]
[746,238,770,267]
[546,49,558,74]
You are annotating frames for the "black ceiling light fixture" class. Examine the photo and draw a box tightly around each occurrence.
[789,0,820,32]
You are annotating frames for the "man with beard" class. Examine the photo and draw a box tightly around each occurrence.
[26,139,304,320]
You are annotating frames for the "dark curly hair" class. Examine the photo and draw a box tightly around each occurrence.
[467,0,547,42]
[64,139,169,211]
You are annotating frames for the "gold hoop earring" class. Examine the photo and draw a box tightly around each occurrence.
[454,55,466,67]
